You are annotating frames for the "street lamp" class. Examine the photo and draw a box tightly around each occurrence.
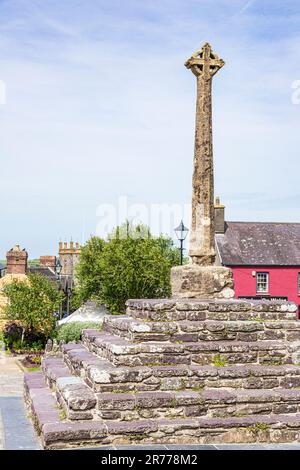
[55,258,62,280]
[55,258,63,319]
[174,220,189,265]
[63,278,73,318]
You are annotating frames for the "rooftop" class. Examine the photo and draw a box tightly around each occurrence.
[216,221,300,266]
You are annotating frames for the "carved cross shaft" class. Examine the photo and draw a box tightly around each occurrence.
[185,43,224,266]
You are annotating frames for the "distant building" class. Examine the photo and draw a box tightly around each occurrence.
[215,201,300,316]
[59,241,80,278]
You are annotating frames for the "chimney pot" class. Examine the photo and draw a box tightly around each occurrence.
[214,198,225,234]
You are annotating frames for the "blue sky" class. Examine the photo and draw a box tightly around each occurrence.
[0,0,300,257]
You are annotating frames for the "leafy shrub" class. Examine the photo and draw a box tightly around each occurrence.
[55,322,102,343]
[3,321,46,351]
[3,321,47,351]
[26,354,42,365]
[3,321,23,348]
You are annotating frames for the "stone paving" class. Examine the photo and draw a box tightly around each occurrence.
[0,345,40,450]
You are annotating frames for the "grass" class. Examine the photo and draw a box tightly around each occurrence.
[262,360,284,366]
[212,354,228,367]
[26,366,41,372]
[249,422,270,434]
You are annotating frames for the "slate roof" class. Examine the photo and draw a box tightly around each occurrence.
[27,266,57,282]
[216,222,300,266]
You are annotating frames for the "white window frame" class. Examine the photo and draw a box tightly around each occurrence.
[256,272,269,294]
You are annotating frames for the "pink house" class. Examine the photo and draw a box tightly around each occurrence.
[214,203,300,317]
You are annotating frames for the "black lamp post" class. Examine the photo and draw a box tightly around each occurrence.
[65,281,73,318]
[174,220,189,265]
[55,258,62,281]
[55,259,63,318]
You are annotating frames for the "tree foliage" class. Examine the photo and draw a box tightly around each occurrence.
[75,236,105,302]
[4,273,63,338]
[75,223,181,314]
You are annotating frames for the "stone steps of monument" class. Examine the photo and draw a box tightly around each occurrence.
[82,330,294,367]
[126,299,297,323]
[96,388,300,421]
[43,349,300,394]
[54,341,300,390]
[40,358,300,421]
[24,372,300,449]
[25,299,300,448]
[102,315,300,343]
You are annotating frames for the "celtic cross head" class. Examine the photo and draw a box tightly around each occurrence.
[185,43,225,78]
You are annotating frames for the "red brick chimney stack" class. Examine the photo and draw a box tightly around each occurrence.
[6,244,28,274]
[40,256,56,271]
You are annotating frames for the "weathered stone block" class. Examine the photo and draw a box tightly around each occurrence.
[136,392,174,409]
[97,393,135,410]
[171,265,234,299]
[186,311,207,321]
[59,383,97,411]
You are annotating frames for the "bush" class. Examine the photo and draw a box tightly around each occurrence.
[3,321,23,349]
[3,321,46,351]
[55,322,102,343]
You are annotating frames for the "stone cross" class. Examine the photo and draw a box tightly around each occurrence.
[185,43,224,266]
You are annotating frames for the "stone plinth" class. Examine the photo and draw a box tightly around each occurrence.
[171,265,234,299]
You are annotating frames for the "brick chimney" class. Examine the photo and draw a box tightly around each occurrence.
[6,244,28,274]
[40,256,56,271]
[214,197,226,234]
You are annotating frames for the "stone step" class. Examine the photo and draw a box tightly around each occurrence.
[24,374,300,448]
[126,299,297,322]
[59,342,300,392]
[42,356,97,421]
[82,330,295,367]
[41,414,300,449]
[96,388,300,421]
[24,371,61,432]
[45,356,300,421]
[103,315,300,343]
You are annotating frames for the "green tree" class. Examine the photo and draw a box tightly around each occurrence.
[69,286,85,313]
[4,273,63,341]
[75,223,181,314]
[75,236,105,302]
